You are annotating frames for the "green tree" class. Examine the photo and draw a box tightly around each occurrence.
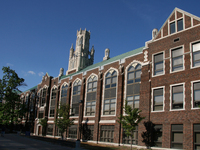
[55,104,74,140]
[39,117,48,136]
[118,100,145,150]
[0,66,26,131]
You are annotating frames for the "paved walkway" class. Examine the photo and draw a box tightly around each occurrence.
[0,134,75,150]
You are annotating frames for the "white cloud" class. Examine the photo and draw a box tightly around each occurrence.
[6,63,13,66]
[38,72,44,76]
[28,71,36,75]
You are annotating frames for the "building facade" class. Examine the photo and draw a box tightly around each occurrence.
[21,8,200,150]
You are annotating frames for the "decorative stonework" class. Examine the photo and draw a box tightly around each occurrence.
[144,50,148,62]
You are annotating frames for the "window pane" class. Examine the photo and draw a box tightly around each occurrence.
[110,103,115,110]
[135,70,141,78]
[177,19,183,31]
[93,81,97,88]
[127,96,133,101]
[172,48,183,57]
[128,72,134,80]
[88,83,92,89]
[193,42,200,52]
[106,78,111,85]
[173,56,183,66]
[134,100,139,108]
[154,53,163,63]
[194,90,200,101]
[170,22,175,34]
[112,77,117,83]
[104,104,109,111]
[173,92,183,103]
[173,133,183,142]
[193,51,200,61]
[155,61,163,71]
[154,95,163,105]
[134,95,140,100]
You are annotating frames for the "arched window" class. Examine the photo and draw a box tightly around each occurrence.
[40,88,46,107]
[72,80,81,116]
[60,84,68,105]
[86,75,97,116]
[103,70,117,115]
[49,87,57,117]
[126,63,141,108]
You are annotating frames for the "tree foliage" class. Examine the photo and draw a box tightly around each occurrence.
[118,100,145,150]
[55,104,74,139]
[0,66,26,128]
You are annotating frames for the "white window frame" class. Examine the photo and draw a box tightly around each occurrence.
[83,73,98,118]
[101,68,118,117]
[190,40,200,69]
[170,83,185,111]
[191,80,200,109]
[152,51,165,77]
[151,86,165,112]
[170,45,185,73]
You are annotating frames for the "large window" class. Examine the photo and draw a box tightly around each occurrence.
[86,75,97,116]
[153,53,164,76]
[123,126,138,145]
[82,125,94,141]
[49,87,57,117]
[60,84,68,105]
[171,124,183,149]
[100,125,114,142]
[104,70,117,115]
[68,125,77,139]
[193,82,200,108]
[40,88,46,107]
[171,47,184,72]
[126,64,141,109]
[192,42,200,67]
[46,124,53,136]
[171,84,184,110]
[71,80,81,116]
[153,88,164,111]
[194,124,200,150]
[170,18,183,34]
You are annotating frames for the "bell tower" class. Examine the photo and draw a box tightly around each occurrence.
[67,28,95,75]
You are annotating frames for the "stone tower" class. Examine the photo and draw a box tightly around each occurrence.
[67,28,95,75]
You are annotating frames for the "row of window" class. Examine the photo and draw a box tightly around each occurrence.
[152,81,200,112]
[153,42,200,76]
[47,123,200,149]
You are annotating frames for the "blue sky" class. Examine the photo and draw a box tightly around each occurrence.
[0,0,200,91]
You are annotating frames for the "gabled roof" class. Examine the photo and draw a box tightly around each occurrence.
[60,46,144,80]
[154,7,200,40]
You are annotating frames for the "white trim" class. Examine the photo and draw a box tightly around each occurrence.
[170,82,185,111]
[152,51,165,77]
[99,120,116,124]
[83,73,98,118]
[170,45,185,74]
[47,120,54,123]
[82,120,95,124]
[101,67,118,117]
[191,80,200,109]
[73,120,78,124]
[70,78,82,116]
[151,86,165,112]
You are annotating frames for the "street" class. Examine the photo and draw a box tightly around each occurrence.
[0,134,75,150]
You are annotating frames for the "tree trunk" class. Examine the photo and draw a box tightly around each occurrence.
[131,132,133,150]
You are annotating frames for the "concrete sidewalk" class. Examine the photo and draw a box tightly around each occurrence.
[0,133,75,150]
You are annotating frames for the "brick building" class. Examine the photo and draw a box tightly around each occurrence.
[21,8,200,149]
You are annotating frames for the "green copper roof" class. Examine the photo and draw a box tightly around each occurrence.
[23,85,37,93]
[60,46,144,80]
